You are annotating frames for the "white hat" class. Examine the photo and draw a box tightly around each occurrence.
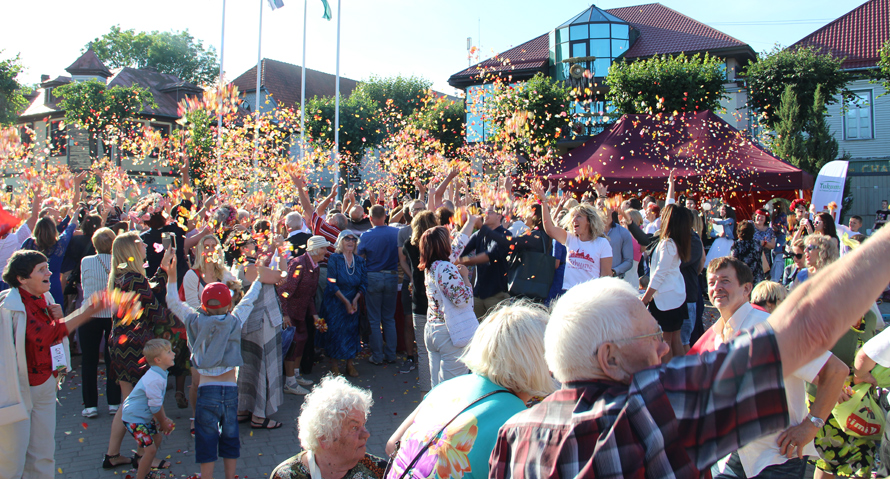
[306,235,332,252]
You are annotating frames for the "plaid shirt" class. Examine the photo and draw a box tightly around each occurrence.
[489,323,789,479]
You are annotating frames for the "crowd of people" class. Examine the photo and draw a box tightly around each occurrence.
[1,165,889,479]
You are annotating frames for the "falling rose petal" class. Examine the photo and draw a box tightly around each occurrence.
[153,243,164,253]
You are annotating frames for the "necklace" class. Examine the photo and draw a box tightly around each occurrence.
[344,254,356,276]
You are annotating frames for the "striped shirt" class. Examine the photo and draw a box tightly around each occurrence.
[489,323,789,479]
[81,254,114,318]
[308,212,341,264]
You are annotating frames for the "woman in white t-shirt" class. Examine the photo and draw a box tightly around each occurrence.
[532,183,612,294]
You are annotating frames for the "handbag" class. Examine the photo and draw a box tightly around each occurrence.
[507,233,556,300]
[832,383,883,440]
[280,325,296,356]
[383,389,512,479]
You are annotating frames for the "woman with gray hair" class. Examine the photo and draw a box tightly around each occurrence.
[384,299,555,479]
[271,375,385,479]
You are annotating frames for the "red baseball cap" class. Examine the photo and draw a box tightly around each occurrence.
[201,282,232,310]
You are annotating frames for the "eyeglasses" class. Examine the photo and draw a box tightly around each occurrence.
[806,244,818,252]
[616,326,664,344]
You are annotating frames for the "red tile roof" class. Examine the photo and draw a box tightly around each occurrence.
[607,3,752,58]
[448,3,754,87]
[230,58,360,109]
[448,33,550,85]
[790,0,889,70]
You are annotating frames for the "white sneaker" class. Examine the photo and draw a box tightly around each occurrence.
[294,376,313,387]
[82,407,98,418]
[108,404,120,415]
[284,384,310,395]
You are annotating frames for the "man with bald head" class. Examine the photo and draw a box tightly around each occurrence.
[348,205,373,233]
[490,225,890,479]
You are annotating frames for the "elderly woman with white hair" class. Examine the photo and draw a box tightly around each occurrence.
[271,375,386,479]
[384,300,555,479]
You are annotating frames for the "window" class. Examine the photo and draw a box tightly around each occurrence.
[845,91,873,140]
[48,120,66,156]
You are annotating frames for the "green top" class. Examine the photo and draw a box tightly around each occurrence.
[271,451,387,479]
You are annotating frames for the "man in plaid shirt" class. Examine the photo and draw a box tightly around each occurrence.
[489,224,890,479]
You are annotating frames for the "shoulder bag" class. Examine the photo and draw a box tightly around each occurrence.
[507,232,557,300]
[384,389,512,479]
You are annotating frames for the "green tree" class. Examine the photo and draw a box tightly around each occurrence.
[357,75,432,125]
[0,51,28,126]
[88,25,220,85]
[605,53,728,115]
[409,93,465,156]
[771,83,841,177]
[771,85,806,169]
[486,73,571,160]
[745,45,850,129]
[877,40,890,96]
[55,79,155,158]
[303,88,381,167]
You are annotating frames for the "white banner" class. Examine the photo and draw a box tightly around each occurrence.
[811,160,849,223]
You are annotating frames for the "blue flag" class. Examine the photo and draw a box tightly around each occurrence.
[320,0,332,20]
[266,0,284,10]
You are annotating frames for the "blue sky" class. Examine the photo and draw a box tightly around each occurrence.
[1,0,864,96]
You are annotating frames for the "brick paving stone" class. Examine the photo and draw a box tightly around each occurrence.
[55,350,424,478]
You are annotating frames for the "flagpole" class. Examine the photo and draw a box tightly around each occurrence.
[254,0,263,192]
[216,0,227,196]
[299,0,307,163]
[333,0,341,190]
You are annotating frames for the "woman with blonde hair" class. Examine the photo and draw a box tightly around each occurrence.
[750,281,787,313]
[532,182,612,293]
[385,299,555,479]
[102,232,185,470]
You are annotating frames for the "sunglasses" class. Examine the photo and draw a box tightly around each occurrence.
[806,244,818,252]
[342,237,357,242]
[786,252,803,259]
[813,220,822,225]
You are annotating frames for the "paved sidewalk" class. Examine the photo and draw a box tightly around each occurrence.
[55,353,424,479]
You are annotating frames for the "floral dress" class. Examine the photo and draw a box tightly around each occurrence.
[272,451,387,479]
[730,238,765,285]
[385,374,525,479]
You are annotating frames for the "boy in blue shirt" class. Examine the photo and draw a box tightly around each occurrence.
[162,250,278,479]
[121,338,175,479]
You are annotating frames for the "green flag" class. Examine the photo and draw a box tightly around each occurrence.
[320,0,332,20]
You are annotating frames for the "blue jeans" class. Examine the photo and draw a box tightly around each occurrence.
[195,385,240,464]
[366,271,398,362]
[712,452,806,478]
[681,302,696,345]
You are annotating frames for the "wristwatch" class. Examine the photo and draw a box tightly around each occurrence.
[806,413,825,428]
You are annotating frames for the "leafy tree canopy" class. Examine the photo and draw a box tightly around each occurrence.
[0,50,28,126]
[605,53,728,116]
[303,88,382,164]
[55,79,155,138]
[408,93,465,156]
[486,73,571,160]
[87,25,220,86]
[878,40,890,96]
[744,45,850,129]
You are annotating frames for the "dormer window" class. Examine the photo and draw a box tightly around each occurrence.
[44,88,52,105]
[550,5,637,81]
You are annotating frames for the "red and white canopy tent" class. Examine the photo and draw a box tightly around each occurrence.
[548,110,814,218]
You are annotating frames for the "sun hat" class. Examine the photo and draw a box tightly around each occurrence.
[306,235,332,252]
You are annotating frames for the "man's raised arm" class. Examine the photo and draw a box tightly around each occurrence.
[770,225,890,375]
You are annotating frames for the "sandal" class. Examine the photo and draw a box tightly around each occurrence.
[102,453,131,469]
[132,454,172,469]
[251,418,283,429]
[175,391,188,409]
